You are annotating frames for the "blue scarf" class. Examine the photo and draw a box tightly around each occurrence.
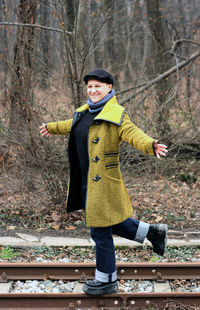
[87,89,115,113]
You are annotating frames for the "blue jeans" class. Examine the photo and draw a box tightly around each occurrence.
[90,218,149,282]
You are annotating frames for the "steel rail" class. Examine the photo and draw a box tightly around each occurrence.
[0,262,200,282]
[0,263,200,309]
[0,292,200,309]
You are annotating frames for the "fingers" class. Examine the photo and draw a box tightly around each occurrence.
[40,128,47,135]
[156,149,168,159]
[39,123,47,129]
[40,127,46,133]
[41,131,50,137]
[158,150,167,157]
[158,144,168,148]
[41,131,49,137]
[39,125,50,138]
[155,143,168,159]
[159,148,168,154]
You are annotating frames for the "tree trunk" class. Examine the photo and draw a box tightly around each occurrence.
[9,0,37,141]
[145,0,173,141]
[0,0,7,72]
[0,0,10,106]
[40,0,50,89]
[65,0,75,31]
[90,0,103,69]
[103,0,115,62]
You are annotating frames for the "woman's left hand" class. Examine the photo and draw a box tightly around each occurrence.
[154,140,168,159]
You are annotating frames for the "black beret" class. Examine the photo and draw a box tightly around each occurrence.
[83,69,114,85]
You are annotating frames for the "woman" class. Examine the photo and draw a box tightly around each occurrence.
[40,69,168,296]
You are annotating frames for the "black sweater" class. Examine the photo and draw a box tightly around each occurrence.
[72,110,98,185]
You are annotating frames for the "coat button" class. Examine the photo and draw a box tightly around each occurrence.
[92,156,100,162]
[92,175,101,181]
[92,137,100,143]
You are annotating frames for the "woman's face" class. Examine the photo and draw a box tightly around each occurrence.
[87,80,112,103]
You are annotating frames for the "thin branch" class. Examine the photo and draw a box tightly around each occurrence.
[119,50,200,106]
[116,82,147,96]
[172,39,200,50]
[80,9,112,74]
[0,22,72,35]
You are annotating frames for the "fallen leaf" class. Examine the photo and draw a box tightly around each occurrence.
[155,215,163,223]
[52,224,60,230]
[51,211,61,222]
[7,226,16,230]
[65,226,76,230]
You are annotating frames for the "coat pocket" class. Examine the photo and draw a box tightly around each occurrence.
[105,152,120,180]
[104,152,119,157]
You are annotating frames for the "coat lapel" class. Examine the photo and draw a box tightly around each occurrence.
[75,96,125,126]
[94,96,125,125]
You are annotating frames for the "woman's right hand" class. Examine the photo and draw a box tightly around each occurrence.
[39,123,51,138]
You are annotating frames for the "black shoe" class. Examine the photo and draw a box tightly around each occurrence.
[147,224,168,256]
[83,279,118,296]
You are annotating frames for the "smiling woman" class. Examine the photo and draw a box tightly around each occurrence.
[39,69,168,296]
[87,80,112,103]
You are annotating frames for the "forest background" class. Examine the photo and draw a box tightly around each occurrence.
[0,0,199,235]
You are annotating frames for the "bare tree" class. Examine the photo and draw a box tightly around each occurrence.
[0,0,9,106]
[39,1,51,89]
[0,0,7,72]
[9,0,37,141]
[145,0,174,142]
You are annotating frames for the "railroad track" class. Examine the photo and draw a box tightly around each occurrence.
[0,262,200,309]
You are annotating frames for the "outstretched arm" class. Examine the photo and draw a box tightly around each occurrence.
[119,112,168,158]
[39,119,73,137]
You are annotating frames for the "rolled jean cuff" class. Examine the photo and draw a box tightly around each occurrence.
[134,221,149,243]
[95,269,117,283]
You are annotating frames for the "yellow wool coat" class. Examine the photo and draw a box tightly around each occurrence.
[47,96,155,227]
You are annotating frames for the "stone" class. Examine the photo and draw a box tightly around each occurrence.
[43,280,52,286]
[59,284,73,293]
[0,237,27,246]
[52,287,60,293]
[41,237,95,247]
[15,233,39,243]
[191,287,200,293]
[0,282,13,293]
[58,257,70,263]
[73,282,84,293]
[153,281,171,293]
